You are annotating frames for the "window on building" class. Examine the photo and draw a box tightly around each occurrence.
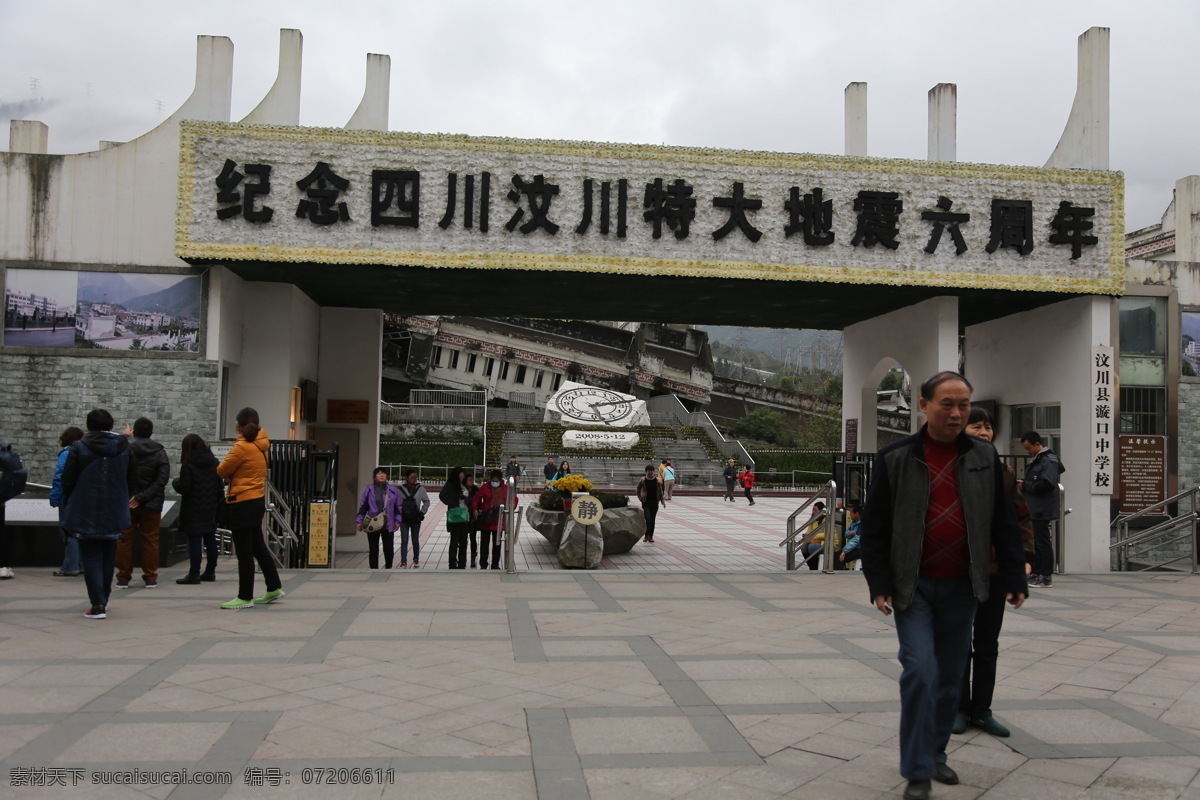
[1009,403,1061,453]
[448,350,460,369]
[1120,296,1167,386]
[484,357,494,377]
[552,373,562,391]
[466,353,477,373]
[535,369,545,388]
[499,361,510,380]
[431,345,443,366]
[1119,386,1166,435]
[515,364,527,384]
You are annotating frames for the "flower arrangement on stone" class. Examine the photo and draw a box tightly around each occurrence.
[551,474,593,493]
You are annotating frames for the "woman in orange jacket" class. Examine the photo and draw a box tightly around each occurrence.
[216,407,283,609]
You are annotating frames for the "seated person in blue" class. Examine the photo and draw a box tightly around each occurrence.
[838,504,863,565]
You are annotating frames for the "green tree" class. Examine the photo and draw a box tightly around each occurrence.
[879,370,904,392]
[821,375,842,403]
[732,409,795,446]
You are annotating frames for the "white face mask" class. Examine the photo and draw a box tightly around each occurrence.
[490,481,501,488]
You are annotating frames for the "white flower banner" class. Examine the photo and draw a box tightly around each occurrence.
[177,121,1123,294]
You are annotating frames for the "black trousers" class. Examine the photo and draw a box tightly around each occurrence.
[643,506,658,539]
[479,528,501,568]
[229,498,281,601]
[366,528,394,569]
[960,577,1007,718]
[1033,519,1054,578]
[447,522,470,569]
[187,530,218,577]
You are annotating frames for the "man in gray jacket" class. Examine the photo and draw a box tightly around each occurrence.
[116,417,170,588]
[861,372,1026,800]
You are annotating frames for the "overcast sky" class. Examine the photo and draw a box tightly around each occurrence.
[1,0,1195,232]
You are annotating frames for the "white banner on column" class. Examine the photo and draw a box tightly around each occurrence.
[1091,346,1115,495]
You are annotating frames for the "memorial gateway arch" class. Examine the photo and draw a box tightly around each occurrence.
[1,27,1122,572]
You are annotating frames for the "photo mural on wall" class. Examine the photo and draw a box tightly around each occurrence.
[3,269,201,352]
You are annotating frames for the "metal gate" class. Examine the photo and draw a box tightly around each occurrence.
[269,440,339,567]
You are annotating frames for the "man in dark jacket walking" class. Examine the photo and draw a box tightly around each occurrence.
[1020,431,1064,588]
[637,465,662,542]
[861,372,1026,800]
[722,460,737,502]
[116,417,170,588]
[61,409,136,619]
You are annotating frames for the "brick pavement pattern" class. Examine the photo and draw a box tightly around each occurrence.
[4,502,1200,797]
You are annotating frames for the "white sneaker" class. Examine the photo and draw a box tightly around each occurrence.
[0,567,14,579]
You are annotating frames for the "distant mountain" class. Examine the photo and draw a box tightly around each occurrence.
[122,277,201,319]
[701,326,842,369]
[78,272,165,305]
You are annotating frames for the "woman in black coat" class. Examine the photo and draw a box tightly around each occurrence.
[172,433,225,584]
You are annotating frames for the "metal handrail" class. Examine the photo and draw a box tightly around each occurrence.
[1110,485,1199,574]
[502,476,522,574]
[263,481,302,568]
[779,481,836,571]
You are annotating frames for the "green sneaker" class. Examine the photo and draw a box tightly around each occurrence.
[220,597,253,610]
[253,589,285,605]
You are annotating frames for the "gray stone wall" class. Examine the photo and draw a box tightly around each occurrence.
[0,354,220,488]
[1180,382,1200,491]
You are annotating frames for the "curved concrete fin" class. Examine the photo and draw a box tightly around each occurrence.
[241,29,303,126]
[95,34,232,151]
[1045,27,1109,170]
[346,54,391,131]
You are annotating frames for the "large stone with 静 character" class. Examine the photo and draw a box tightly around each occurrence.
[544,381,650,428]
[526,504,646,568]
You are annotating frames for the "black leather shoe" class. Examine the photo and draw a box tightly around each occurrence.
[972,715,1011,737]
[903,779,931,800]
[200,573,216,582]
[176,575,202,585]
[933,763,959,785]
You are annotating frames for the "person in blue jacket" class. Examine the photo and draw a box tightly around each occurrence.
[60,409,137,620]
[49,426,85,577]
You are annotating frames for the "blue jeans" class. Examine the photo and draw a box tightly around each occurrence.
[79,539,116,608]
[894,575,978,781]
[60,527,81,573]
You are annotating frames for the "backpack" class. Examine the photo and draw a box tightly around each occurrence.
[0,443,27,503]
[400,484,424,524]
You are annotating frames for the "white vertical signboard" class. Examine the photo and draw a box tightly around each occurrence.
[1091,346,1115,495]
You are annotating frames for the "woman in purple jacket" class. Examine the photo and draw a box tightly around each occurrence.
[356,467,403,570]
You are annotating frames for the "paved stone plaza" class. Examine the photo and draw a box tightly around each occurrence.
[5,498,1200,798]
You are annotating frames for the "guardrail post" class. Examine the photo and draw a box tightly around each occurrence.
[786,518,797,571]
[1056,484,1068,576]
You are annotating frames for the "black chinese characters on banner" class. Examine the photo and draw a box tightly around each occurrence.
[213,160,1100,261]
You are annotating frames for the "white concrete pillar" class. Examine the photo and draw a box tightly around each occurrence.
[965,295,1114,572]
[1045,27,1109,170]
[927,83,956,162]
[1174,176,1200,262]
[843,296,959,452]
[9,121,48,154]
[241,29,303,126]
[346,54,391,131]
[844,82,868,157]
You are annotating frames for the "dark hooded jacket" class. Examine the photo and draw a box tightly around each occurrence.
[172,447,224,537]
[128,436,171,512]
[61,430,136,539]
